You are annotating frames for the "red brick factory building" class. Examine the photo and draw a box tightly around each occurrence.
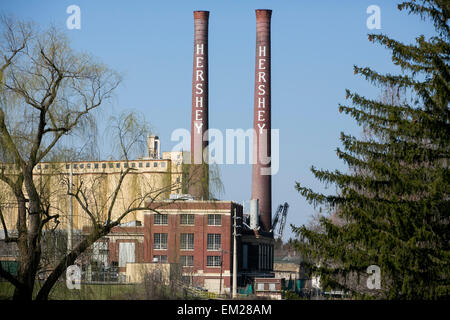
[84,200,274,293]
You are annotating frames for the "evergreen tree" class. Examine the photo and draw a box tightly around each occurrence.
[292,0,449,299]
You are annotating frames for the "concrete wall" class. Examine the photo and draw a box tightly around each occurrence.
[125,262,181,284]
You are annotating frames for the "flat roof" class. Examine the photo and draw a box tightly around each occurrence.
[146,200,243,211]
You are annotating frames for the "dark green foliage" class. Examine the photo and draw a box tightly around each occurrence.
[292,0,449,299]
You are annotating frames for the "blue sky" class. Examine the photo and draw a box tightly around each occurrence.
[1,0,435,240]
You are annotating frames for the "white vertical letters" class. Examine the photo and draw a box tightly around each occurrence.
[196,70,204,82]
[256,46,268,137]
[195,83,203,94]
[196,56,204,68]
[259,46,266,57]
[258,97,265,109]
[258,59,266,69]
[258,72,266,83]
[258,84,265,95]
[196,43,204,55]
[195,96,203,108]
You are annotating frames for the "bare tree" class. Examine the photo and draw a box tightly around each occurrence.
[0,15,125,300]
[0,16,175,300]
[0,15,216,301]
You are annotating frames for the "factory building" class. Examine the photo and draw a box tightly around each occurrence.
[0,143,184,231]
[0,9,279,294]
[81,200,274,293]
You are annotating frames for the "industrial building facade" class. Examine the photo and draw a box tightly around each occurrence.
[0,9,279,295]
[83,201,274,293]
[0,147,184,231]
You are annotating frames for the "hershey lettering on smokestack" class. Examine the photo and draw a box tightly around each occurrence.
[251,9,272,232]
[189,11,209,199]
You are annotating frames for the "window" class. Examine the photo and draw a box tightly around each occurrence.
[208,214,222,226]
[161,162,166,168]
[257,283,265,291]
[80,164,84,169]
[206,256,221,267]
[146,162,150,168]
[180,255,194,267]
[131,163,135,168]
[153,255,167,263]
[116,163,120,168]
[73,164,77,169]
[37,165,41,169]
[44,164,48,169]
[102,163,106,169]
[66,164,70,169]
[180,233,194,250]
[109,163,113,168]
[153,162,158,167]
[207,234,221,250]
[153,233,168,250]
[269,283,276,291]
[124,163,128,168]
[87,163,91,169]
[154,214,168,225]
[180,214,194,225]
[94,163,98,169]
[139,162,143,168]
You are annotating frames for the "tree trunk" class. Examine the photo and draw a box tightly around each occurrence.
[35,228,109,300]
[12,170,43,300]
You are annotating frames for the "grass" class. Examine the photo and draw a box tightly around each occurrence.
[0,280,207,300]
[0,281,141,300]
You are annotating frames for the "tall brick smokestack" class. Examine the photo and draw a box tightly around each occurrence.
[251,9,272,232]
[189,10,209,199]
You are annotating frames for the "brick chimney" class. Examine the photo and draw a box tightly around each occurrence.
[251,9,272,232]
[189,11,209,199]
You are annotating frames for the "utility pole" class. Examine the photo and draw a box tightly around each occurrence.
[219,249,223,295]
[67,163,73,253]
[219,248,229,296]
[232,207,241,299]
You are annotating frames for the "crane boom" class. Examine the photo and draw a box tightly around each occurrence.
[276,202,289,239]
[271,204,283,231]
[272,202,289,239]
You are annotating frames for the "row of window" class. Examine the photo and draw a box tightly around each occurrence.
[153,233,221,251]
[154,255,221,267]
[154,214,222,226]
[36,162,167,170]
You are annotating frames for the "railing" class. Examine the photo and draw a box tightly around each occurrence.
[81,270,124,284]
